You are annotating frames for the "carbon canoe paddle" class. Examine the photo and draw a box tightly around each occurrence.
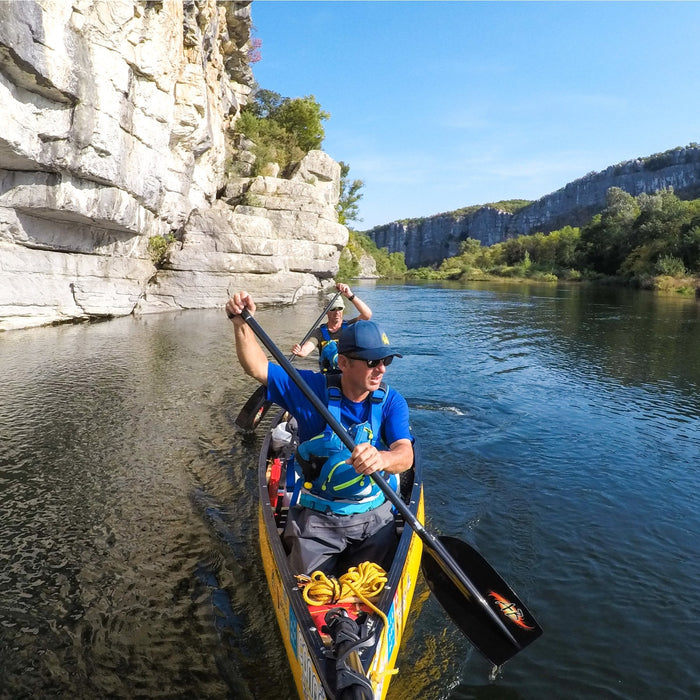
[234,291,341,431]
[237,308,542,666]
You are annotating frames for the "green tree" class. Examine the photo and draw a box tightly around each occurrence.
[245,88,284,118]
[579,188,640,275]
[551,226,582,268]
[273,95,329,152]
[376,250,407,277]
[679,223,700,272]
[336,161,364,226]
[616,189,691,277]
[633,189,687,246]
[501,236,529,266]
[236,90,329,174]
[458,238,482,257]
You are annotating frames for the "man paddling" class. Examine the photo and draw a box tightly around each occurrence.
[291,282,372,373]
[227,291,413,576]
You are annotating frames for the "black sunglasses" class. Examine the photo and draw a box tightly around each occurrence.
[348,355,394,368]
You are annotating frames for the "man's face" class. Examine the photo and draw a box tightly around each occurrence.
[338,355,389,394]
[327,309,343,322]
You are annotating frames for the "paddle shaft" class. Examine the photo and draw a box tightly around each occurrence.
[293,290,342,355]
[239,308,520,650]
[234,292,342,429]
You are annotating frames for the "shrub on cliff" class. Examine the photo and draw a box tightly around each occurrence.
[337,247,361,280]
[337,162,364,226]
[236,89,329,175]
[147,234,175,267]
[338,231,407,280]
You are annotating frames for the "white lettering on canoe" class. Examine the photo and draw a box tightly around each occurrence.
[297,628,325,700]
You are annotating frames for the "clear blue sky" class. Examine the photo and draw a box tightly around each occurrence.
[248,1,700,230]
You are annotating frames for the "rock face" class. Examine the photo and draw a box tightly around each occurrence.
[367,146,700,268]
[137,150,347,312]
[0,1,347,331]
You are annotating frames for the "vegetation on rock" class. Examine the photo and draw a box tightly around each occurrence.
[147,234,175,267]
[336,161,364,226]
[235,88,329,176]
[391,199,533,227]
[337,231,407,281]
[401,187,700,294]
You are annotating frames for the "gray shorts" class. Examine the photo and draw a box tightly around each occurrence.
[283,500,398,576]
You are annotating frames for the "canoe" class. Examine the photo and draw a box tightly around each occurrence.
[258,410,425,700]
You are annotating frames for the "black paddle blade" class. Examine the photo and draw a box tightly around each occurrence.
[234,385,270,431]
[421,535,542,666]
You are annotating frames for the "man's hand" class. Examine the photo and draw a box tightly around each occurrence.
[226,291,256,321]
[336,282,352,298]
[349,442,385,475]
[349,439,413,476]
[227,291,267,384]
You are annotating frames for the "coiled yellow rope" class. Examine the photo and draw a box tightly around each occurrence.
[296,561,388,606]
[296,562,398,685]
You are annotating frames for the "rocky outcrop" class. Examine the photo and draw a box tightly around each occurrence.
[356,253,378,279]
[0,1,347,331]
[367,146,700,268]
[137,150,347,312]
[368,207,511,269]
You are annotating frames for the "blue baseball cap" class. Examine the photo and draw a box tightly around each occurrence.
[337,320,403,361]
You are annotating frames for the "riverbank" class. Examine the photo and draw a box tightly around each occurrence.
[404,267,700,297]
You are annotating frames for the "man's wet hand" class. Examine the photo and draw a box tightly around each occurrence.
[350,442,384,475]
[225,291,256,321]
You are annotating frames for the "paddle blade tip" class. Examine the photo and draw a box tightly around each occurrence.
[421,537,542,666]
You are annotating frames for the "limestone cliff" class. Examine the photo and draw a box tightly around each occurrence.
[367,146,700,268]
[0,0,347,331]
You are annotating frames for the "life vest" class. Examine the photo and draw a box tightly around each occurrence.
[318,322,348,373]
[296,374,397,514]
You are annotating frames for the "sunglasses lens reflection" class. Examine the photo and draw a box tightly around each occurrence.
[348,355,394,368]
[367,356,393,368]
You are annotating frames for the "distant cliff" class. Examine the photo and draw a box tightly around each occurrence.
[366,146,700,268]
[0,0,347,331]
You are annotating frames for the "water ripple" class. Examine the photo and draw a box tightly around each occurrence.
[3,289,700,699]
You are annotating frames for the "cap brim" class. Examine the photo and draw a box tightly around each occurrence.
[348,349,403,361]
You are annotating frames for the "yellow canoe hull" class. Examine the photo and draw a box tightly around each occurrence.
[258,415,425,700]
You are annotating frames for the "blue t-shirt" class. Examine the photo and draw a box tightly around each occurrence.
[266,363,411,445]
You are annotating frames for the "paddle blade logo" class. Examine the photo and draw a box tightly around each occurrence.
[489,591,535,630]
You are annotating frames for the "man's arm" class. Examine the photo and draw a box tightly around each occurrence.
[226,292,268,385]
[336,282,372,321]
[291,338,318,357]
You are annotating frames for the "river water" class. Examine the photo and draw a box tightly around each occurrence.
[1,281,699,700]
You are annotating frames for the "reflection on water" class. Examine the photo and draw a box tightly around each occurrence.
[2,283,700,699]
[0,311,285,699]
